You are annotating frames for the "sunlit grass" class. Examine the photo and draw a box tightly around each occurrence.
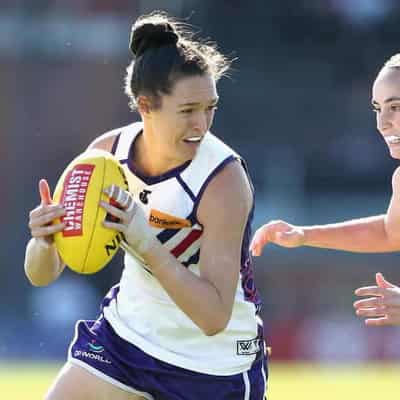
[1,361,399,399]
[269,362,400,399]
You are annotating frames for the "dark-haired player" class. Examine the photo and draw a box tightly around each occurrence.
[25,12,267,400]
[250,54,400,329]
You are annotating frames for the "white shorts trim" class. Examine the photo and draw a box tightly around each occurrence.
[67,358,154,400]
[242,371,250,400]
[261,361,267,395]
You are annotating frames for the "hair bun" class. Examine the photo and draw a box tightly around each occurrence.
[130,22,179,56]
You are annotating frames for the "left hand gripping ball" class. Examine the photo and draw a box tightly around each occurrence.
[53,149,129,274]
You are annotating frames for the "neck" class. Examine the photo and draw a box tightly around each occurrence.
[133,127,182,176]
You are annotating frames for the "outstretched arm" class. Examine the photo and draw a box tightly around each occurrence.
[250,167,400,256]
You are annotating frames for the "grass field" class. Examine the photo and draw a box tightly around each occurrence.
[1,362,399,399]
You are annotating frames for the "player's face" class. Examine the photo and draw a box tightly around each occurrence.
[372,67,400,159]
[150,73,218,164]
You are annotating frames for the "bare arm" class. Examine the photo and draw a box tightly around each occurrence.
[251,167,400,255]
[25,132,118,286]
[147,161,252,335]
[102,161,253,335]
[25,180,66,286]
[301,215,393,252]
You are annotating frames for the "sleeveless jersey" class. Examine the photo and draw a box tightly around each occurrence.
[102,122,263,376]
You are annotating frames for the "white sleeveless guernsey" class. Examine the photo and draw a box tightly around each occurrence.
[102,122,263,376]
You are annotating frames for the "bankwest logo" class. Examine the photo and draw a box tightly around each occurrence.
[236,338,262,356]
[60,164,94,237]
[149,209,191,229]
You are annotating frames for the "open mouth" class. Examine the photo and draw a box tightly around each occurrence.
[183,136,203,143]
[386,135,400,145]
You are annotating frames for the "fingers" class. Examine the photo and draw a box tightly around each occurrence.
[101,185,137,229]
[250,226,270,256]
[364,316,390,327]
[363,312,400,327]
[354,282,400,326]
[30,222,66,238]
[355,306,387,318]
[29,204,65,224]
[39,179,52,205]
[28,204,65,237]
[250,221,305,256]
[100,201,127,223]
[376,272,395,289]
[354,286,388,297]
[102,219,126,233]
[104,185,132,209]
[354,296,386,309]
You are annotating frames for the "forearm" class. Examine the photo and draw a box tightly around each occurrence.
[303,214,400,252]
[24,238,65,286]
[143,243,230,336]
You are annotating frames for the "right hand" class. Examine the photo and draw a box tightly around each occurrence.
[354,273,400,326]
[28,179,65,244]
[250,220,305,256]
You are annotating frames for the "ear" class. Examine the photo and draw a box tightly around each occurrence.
[137,96,152,116]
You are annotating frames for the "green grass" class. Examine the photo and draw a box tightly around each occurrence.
[269,362,400,399]
[0,363,60,399]
[1,362,399,399]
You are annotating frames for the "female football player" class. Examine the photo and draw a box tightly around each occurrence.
[250,53,400,328]
[25,11,268,400]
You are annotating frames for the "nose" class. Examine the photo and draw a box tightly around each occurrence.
[191,111,209,134]
[377,110,392,133]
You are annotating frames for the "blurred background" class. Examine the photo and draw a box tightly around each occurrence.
[2,0,400,382]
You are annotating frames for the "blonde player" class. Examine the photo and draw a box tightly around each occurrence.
[250,53,400,328]
[25,12,268,400]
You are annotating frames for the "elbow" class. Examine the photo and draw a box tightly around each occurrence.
[24,265,55,287]
[26,273,53,287]
[200,314,231,337]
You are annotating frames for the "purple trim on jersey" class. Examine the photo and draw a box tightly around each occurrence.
[123,133,192,184]
[176,174,196,202]
[237,158,261,308]
[254,321,266,364]
[69,318,268,400]
[191,155,237,223]
[182,248,200,268]
[127,158,192,185]
[110,132,121,156]
[101,285,120,310]
[240,202,261,309]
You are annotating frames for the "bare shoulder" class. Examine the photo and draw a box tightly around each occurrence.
[86,130,120,152]
[197,160,253,224]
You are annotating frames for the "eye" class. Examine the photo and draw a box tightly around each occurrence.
[207,105,218,112]
[180,109,194,114]
[391,104,400,112]
[371,106,380,113]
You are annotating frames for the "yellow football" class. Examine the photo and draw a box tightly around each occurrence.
[53,149,128,274]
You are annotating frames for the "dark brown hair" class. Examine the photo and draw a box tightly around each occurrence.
[125,11,231,110]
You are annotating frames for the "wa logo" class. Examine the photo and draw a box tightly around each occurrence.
[236,338,261,355]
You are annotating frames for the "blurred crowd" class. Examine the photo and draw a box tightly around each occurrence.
[3,0,400,361]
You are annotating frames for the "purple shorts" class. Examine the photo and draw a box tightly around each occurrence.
[68,318,268,400]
